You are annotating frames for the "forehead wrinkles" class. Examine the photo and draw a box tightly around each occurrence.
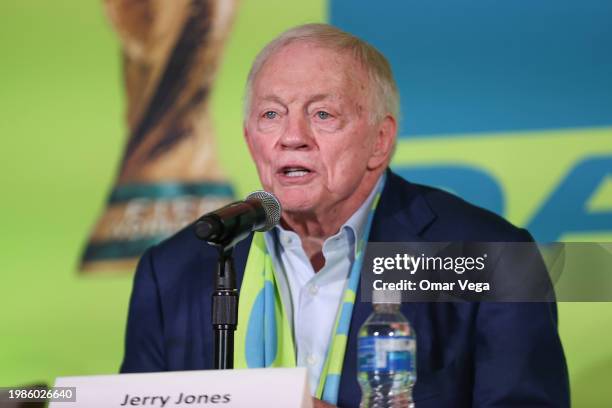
[252,43,371,110]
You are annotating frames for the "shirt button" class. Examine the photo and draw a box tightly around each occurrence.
[309,284,319,296]
[306,354,317,366]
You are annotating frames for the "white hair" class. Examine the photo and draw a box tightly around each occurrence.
[243,23,400,124]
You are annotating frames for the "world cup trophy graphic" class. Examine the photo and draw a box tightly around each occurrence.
[80,0,238,272]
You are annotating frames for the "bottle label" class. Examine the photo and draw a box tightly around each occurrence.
[358,336,415,372]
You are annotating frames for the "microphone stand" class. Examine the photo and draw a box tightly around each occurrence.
[212,246,238,369]
[194,190,281,370]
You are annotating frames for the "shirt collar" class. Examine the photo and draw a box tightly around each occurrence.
[342,174,384,248]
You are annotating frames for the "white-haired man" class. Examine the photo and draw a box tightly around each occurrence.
[122,24,569,407]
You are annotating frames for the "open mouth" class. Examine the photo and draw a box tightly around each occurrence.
[280,166,312,178]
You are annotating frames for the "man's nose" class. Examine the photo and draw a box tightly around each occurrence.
[279,113,313,150]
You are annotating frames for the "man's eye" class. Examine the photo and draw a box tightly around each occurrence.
[263,111,278,119]
[316,111,331,120]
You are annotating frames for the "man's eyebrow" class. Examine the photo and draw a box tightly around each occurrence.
[258,95,286,105]
[308,94,333,104]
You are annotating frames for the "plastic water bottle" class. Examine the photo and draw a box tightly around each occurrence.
[357,290,416,408]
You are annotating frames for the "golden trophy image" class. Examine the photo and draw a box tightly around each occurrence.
[80,0,238,272]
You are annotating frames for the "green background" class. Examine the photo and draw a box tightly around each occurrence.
[1,1,610,405]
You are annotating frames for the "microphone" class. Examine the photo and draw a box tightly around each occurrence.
[195,190,282,248]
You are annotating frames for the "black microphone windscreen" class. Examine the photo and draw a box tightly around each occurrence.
[246,190,282,232]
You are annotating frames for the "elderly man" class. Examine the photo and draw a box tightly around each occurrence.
[121,24,569,407]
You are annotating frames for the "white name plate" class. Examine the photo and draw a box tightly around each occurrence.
[50,367,312,408]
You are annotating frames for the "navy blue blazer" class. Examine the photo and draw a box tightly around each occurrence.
[121,171,569,407]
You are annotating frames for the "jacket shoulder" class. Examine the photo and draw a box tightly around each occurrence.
[143,223,218,290]
[387,172,531,242]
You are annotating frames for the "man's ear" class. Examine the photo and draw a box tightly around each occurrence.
[367,115,397,170]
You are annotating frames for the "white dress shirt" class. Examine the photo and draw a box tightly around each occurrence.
[263,177,382,394]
